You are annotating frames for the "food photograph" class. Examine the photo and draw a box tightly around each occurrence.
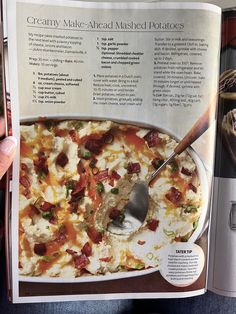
[19,119,208,284]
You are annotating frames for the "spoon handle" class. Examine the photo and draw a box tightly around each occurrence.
[148,96,217,184]
[174,96,217,155]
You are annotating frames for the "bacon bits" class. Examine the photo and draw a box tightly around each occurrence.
[103,132,114,145]
[34,153,49,178]
[66,249,77,255]
[87,227,103,244]
[56,152,68,168]
[77,160,86,174]
[29,204,40,218]
[94,169,109,181]
[69,130,77,142]
[99,256,112,262]
[143,130,160,147]
[137,240,146,245]
[34,243,47,256]
[147,219,159,231]
[188,183,197,193]
[165,187,183,204]
[57,225,67,242]
[109,208,121,220]
[20,175,30,189]
[73,254,89,270]
[111,171,121,180]
[40,201,55,212]
[81,242,92,257]
[70,187,85,203]
[85,138,103,155]
[127,162,141,174]
[181,167,192,176]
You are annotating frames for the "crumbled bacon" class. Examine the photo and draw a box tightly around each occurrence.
[143,130,161,147]
[181,167,192,176]
[20,175,30,189]
[81,242,92,257]
[147,219,159,231]
[94,169,109,181]
[85,138,103,155]
[109,171,121,187]
[70,187,85,204]
[111,171,121,180]
[69,130,77,142]
[69,175,87,203]
[188,183,197,193]
[102,132,114,144]
[165,187,183,204]
[23,189,31,198]
[99,256,112,262]
[49,216,57,225]
[137,240,146,245]
[66,249,77,255]
[57,225,67,242]
[29,204,40,218]
[127,162,141,174]
[87,227,103,244]
[56,152,68,168]
[77,160,86,174]
[40,201,55,212]
[73,254,89,270]
[109,208,121,220]
[55,129,68,137]
[34,153,48,176]
[34,243,46,256]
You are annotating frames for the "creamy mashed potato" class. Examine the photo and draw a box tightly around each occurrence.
[19,120,202,278]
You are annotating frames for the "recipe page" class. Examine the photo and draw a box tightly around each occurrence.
[208,8,236,298]
[5,0,221,302]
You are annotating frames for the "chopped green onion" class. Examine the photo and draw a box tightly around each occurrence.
[65,180,76,197]
[117,212,125,224]
[181,233,191,242]
[83,151,92,159]
[89,159,96,168]
[41,256,51,262]
[42,211,53,220]
[170,161,179,173]
[146,252,154,260]
[96,181,104,194]
[183,205,198,214]
[38,171,47,181]
[134,263,144,270]
[44,120,55,131]
[111,188,119,195]
[153,159,164,169]
[193,219,199,230]
[163,229,176,237]
[71,121,83,130]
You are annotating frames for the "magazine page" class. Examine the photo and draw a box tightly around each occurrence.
[208,8,236,298]
[3,0,221,303]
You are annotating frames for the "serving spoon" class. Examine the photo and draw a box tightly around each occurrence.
[108,99,216,235]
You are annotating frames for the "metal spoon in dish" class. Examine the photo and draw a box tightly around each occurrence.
[108,101,216,235]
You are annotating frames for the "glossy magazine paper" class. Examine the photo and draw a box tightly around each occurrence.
[1,0,224,303]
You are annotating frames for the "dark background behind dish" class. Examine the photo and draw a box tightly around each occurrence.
[215,10,236,178]
[214,98,236,178]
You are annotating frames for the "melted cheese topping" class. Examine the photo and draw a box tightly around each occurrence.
[19,120,202,278]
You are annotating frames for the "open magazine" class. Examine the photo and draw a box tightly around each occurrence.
[1,0,236,303]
